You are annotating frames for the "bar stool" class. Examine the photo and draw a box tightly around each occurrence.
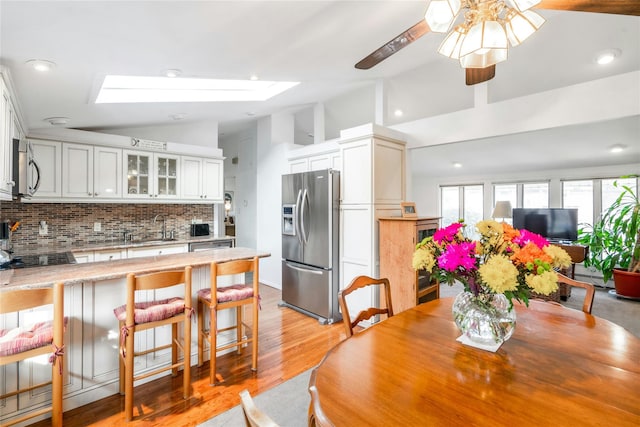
[0,282,65,427]
[113,267,192,421]
[197,257,259,385]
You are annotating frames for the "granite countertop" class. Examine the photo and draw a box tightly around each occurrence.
[12,235,236,256]
[1,246,269,290]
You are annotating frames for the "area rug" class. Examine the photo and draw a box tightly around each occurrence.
[198,369,311,427]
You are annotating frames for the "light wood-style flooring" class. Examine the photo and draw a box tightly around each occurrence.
[32,284,346,427]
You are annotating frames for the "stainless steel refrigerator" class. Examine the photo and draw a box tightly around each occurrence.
[280,169,340,324]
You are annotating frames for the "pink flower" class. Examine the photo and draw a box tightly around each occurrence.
[433,222,464,245]
[514,229,549,249]
[437,241,477,272]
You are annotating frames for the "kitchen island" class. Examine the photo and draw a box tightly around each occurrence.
[0,247,270,425]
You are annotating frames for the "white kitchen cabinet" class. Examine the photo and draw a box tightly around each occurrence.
[93,249,125,262]
[123,150,180,200]
[62,143,122,199]
[287,142,341,174]
[72,252,94,263]
[338,126,406,324]
[181,156,223,202]
[0,78,14,200]
[30,139,63,198]
[127,244,187,258]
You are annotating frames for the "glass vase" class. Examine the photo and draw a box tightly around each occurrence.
[452,291,516,346]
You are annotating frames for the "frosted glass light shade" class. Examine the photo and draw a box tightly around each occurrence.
[424,0,461,33]
[505,9,545,46]
[459,21,508,68]
[437,25,467,59]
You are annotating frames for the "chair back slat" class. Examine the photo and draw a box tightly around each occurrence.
[0,287,54,314]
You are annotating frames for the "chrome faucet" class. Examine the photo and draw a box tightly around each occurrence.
[153,214,167,239]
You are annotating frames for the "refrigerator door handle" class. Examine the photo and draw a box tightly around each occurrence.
[300,188,309,244]
[284,261,324,275]
[295,189,303,244]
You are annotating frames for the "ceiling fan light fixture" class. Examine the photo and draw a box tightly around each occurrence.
[437,25,468,59]
[424,0,461,33]
[459,20,508,68]
[504,9,545,47]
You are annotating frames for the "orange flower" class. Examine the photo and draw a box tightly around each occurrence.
[511,242,552,266]
[501,223,520,242]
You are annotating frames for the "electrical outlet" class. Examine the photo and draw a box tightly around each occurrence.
[39,221,48,236]
[94,222,102,232]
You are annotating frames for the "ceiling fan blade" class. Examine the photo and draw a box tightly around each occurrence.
[537,0,640,16]
[355,20,431,70]
[466,66,496,86]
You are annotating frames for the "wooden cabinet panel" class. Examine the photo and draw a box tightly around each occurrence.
[379,217,440,314]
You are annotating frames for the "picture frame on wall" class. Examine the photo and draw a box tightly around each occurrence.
[401,202,417,218]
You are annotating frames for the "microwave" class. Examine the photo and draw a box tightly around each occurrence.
[12,139,40,199]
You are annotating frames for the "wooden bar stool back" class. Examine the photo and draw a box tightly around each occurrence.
[197,256,259,385]
[114,266,192,421]
[338,275,394,338]
[0,282,65,427]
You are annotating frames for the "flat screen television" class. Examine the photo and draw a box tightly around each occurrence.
[512,208,578,243]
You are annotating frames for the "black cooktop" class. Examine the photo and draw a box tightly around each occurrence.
[0,252,76,270]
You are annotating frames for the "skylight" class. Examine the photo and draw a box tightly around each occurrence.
[95,75,300,103]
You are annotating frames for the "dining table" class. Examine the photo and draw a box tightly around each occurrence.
[309,297,640,426]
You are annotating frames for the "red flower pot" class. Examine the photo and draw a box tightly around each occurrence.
[613,268,640,298]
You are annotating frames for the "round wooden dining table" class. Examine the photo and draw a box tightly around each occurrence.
[309,297,640,426]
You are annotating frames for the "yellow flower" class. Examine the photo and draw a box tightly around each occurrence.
[526,271,559,295]
[476,220,503,238]
[412,247,435,272]
[544,245,572,269]
[478,255,519,293]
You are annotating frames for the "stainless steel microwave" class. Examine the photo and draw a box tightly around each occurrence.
[12,139,40,199]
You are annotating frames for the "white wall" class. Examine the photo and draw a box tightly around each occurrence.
[255,116,296,288]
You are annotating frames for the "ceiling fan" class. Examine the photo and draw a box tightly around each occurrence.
[355,0,640,85]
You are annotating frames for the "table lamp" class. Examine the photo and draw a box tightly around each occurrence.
[492,201,512,222]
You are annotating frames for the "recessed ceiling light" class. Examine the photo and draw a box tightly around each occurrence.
[164,69,181,78]
[26,59,56,72]
[609,144,626,153]
[595,49,621,65]
[44,117,69,126]
[95,75,300,103]
[250,75,258,81]
[246,111,256,116]
[452,162,462,168]
[169,113,187,120]
[394,109,403,117]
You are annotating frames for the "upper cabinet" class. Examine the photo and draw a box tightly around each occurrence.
[31,139,63,198]
[62,143,122,199]
[0,76,23,200]
[181,156,223,202]
[123,150,180,200]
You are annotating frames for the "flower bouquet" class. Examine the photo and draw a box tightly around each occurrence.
[413,220,572,346]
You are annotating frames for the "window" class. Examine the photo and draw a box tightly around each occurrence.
[523,183,549,208]
[563,177,638,228]
[440,184,483,239]
[563,180,594,227]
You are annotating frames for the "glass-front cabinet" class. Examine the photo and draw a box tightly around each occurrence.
[123,150,179,199]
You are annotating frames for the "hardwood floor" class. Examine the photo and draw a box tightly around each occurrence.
[32,284,346,427]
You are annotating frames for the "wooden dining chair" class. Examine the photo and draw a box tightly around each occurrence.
[239,389,279,427]
[197,256,259,385]
[0,282,65,427]
[556,273,596,314]
[338,275,394,338]
[114,266,192,421]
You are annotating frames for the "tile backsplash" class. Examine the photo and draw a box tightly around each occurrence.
[0,201,214,252]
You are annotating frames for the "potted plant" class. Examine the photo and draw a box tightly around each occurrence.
[577,175,640,298]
